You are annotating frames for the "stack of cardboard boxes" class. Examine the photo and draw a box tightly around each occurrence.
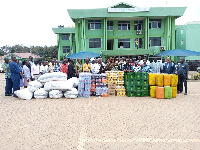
[106,71,125,96]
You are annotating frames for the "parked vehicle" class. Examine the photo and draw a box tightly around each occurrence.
[0,64,3,73]
[197,67,200,73]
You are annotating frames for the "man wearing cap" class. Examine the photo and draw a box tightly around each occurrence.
[177,57,188,95]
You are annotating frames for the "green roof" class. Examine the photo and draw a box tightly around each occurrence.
[52,27,75,34]
[67,4,186,20]
[109,2,136,8]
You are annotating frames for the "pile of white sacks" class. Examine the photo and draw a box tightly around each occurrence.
[14,72,79,100]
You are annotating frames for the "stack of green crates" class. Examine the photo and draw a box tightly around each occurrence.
[124,72,150,97]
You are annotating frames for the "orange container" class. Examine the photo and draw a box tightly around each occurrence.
[163,74,171,86]
[156,86,164,99]
[102,93,108,97]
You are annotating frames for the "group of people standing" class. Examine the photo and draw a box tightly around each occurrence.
[2,56,77,98]
[2,55,188,98]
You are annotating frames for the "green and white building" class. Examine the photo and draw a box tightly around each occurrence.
[52,2,186,61]
[176,21,200,61]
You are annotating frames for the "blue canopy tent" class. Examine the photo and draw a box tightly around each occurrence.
[155,49,200,57]
[66,51,101,59]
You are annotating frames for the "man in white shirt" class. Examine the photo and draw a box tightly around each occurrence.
[31,60,40,80]
[91,59,99,74]
[150,57,162,73]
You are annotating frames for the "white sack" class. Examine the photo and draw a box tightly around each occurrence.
[37,72,67,82]
[14,89,33,100]
[64,88,78,99]
[34,88,48,99]
[68,77,79,88]
[64,94,77,99]
[44,80,73,91]
[49,90,63,99]
[27,81,43,92]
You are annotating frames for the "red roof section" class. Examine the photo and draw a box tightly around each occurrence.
[3,53,42,59]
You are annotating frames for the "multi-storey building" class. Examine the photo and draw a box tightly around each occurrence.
[53,2,186,61]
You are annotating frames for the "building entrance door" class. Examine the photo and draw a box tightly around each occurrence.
[107,39,114,50]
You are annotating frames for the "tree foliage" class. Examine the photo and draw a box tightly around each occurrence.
[0,44,58,61]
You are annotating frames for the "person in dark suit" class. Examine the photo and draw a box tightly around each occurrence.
[67,59,76,79]
[9,56,21,97]
[163,57,175,74]
[177,57,188,95]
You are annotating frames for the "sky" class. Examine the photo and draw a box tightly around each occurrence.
[0,0,200,47]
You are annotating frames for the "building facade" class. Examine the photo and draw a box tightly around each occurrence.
[53,2,186,61]
[176,22,200,61]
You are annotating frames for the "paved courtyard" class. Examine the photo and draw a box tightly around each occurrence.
[0,73,200,150]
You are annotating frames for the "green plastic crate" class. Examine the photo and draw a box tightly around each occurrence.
[124,80,135,86]
[126,91,135,97]
[125,85,136,92]
[135,80,141,85]
[135,72,141,80]
[135,85,141,91]
[142,72,149,80]
[135,91,141,97]
[141,85,149,91]
[141,79,148,85]
[141,90,150,97]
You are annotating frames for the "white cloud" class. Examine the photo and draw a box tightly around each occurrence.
[0,0,199,47]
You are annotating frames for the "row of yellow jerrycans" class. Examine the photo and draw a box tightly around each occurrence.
[150,86,177,98]
[149,73,178,87]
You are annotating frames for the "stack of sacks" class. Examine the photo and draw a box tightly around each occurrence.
[149,73,178,99]
[14,72,79,100]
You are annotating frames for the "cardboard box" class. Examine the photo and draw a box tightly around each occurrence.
[108,84,116,90]
[108,91,116,97]
[108,89,115,93]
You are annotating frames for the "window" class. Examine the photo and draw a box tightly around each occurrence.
[181,29,183,34]
[107,21,113,31]
[134,21,143,30]
[149,19,162,29]
[118,39,130,48]
[118,21,130,30]
[149,37,161,47]
[135,38,143,48]
[63,46,70,53]
[181,40,183,45]
[88,20,101,30]
[89,38,101,48]
[62,34,70,40]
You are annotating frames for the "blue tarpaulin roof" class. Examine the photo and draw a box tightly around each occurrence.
[155,49,200,57]
[66,51,101,59]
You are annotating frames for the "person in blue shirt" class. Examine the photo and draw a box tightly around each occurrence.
[141,59,151,72]
[123,59,133,72]
[163,57,175,74]
[2,58,12,96]
[9,56,21,98]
